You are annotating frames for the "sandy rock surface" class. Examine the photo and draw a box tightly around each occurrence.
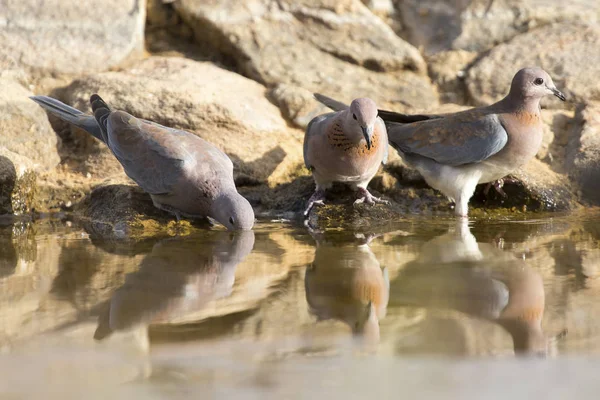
[0,0,145,77]
[0,0,597,233]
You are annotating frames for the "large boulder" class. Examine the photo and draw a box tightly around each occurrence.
[0,79,60,171]
[173,0,438,111]
[0,149,36,215]
[0,0,145,77]
[467,23,600,107]
[397,0,600,55]
[427,50,478,104]
[58,56,304,186]
[566,102,600,205]
[0,78,60,214]
[471,159,578,214]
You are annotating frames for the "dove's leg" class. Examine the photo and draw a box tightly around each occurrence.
[151,197,183,221]
[304,183,330,216]
[454,175,480,218]
[352,180,388,206]
[483,178,509,198]
[353,187,389,206]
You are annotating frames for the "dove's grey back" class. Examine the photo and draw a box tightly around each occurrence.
[105,111,234,198]
[386,108,509,166]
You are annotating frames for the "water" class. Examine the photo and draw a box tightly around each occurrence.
[2,212,600,398]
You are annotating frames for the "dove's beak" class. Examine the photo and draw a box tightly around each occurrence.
[361,125,374,150]
[551,87,566,102]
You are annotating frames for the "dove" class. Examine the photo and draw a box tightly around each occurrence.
[304,230,389,345]
[390,219,557,356]
[316,67,566,217]
[30,95,254,230]
[94,230,255,340]
[303,97,389,216]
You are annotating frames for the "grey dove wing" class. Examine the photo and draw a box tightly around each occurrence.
[387,111,508,166]
[106,111,233,195]
[303,113,334,170]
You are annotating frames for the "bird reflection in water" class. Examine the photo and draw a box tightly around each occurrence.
[392,219,565,357]
[94,230,255,341]
[305,229,389,346]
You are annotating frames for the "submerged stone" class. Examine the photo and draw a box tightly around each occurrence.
[75,184,210,241]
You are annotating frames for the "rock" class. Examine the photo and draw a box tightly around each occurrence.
[427,50,478,104]
[58,56,304,186]
[538,109,576,171]
[566,102,600,205]
[361,0,395,15]
[467,23,600,107]
[75,183,209,241]
[173,0,438,111]
[0,78,60,214]
[0,149,36,215]
[0,0,145,77]
[303,182,451,229]
[147,0,180,29]
[471,159,578,214]
[398,0,600,55]
[268,84,330,129]
[0,78,60,171]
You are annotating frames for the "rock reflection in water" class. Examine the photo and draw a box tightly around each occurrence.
[391,219,551,356]
[305,230,389,345]
[94,230,255,340]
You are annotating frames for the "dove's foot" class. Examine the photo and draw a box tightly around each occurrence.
[483,178,508,198]
[304,190,326,216]
[153,201,183,221]
[354,188,389,206]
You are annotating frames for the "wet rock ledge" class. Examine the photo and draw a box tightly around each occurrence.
[0,0,597,237]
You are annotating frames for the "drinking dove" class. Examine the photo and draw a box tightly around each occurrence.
[316,67,566,217]
[303,97,389,216]
[30,95,254,230]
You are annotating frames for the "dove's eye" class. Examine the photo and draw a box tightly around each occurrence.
[534,78,544,85]
[229,217,235,225]
[353,114,357,120]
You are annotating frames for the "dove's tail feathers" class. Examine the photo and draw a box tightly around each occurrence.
[29,95,105,142]
[314,93,349,112]
[90,94,112,138]
[377,109,442,124]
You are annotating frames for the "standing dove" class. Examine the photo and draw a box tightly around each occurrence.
[316,67,566,217]
[30,95,254,230]
[303,97,389,215]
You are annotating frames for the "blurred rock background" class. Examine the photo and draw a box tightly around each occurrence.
[1,0,599,222]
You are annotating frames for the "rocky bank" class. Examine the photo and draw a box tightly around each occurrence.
[1,0,599,237]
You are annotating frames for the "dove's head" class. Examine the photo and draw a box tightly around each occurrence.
[510,67,566,102]
[348,98,379,150]
[211,192,255,231]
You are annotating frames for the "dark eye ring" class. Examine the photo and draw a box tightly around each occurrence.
[352,114,357,120]
[534,78,544,85]
[229,217,234,225]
